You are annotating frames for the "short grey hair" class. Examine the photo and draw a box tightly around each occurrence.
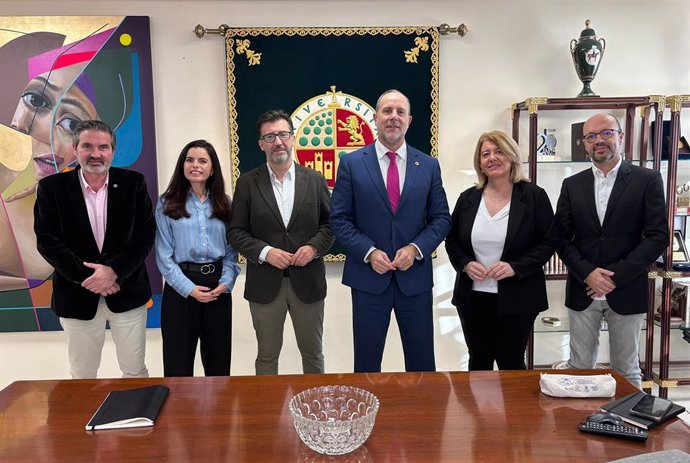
[72,120,116,150]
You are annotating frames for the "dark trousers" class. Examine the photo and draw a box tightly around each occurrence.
[352,278,435,373]
[458,290,537,371]
[161,266,232,377]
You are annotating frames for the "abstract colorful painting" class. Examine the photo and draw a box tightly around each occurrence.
[0,16,160,332]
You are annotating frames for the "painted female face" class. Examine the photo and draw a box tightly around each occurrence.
[10,63,98,181]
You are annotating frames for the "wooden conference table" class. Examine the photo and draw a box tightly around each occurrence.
[0,370,688,462]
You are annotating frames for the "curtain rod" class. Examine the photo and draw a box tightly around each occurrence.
[193,23,468,39]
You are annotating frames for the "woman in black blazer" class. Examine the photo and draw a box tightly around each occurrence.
[445,130,557,370]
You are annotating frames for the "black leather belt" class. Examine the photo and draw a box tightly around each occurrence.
[179,260,222,274]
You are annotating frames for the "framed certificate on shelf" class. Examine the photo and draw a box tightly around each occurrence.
[672,231,689,263]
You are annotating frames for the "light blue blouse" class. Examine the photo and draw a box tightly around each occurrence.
[155,192,240,298]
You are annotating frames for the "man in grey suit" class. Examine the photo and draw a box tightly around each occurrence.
[228,110,334,375]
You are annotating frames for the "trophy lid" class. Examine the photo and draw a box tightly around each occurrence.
[579,19,597,38]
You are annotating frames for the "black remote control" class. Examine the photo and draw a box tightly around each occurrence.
[579,421,648,442]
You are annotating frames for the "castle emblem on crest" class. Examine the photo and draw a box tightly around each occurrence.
[291,86,377,189]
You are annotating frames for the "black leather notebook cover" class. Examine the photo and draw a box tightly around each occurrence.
[601,391,685,430]
[85,385,169,431]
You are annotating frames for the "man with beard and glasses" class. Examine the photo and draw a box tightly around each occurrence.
[553,113,668,388]
[330,89,451,373]
[228,110,334,375]
[33,120,155,379]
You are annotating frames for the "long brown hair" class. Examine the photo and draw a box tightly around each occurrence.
[161,140,231,221]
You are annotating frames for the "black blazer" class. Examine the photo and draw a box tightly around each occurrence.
[228,163,334,304]
[445,181,556,317]
[555,161,668,314]
[34,167,156,320]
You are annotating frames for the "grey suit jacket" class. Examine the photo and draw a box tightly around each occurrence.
[228,163,334,304]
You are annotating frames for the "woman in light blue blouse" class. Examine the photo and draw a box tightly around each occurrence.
[155,140,240,376]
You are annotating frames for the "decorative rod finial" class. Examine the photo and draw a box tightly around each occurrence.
[194,24,230,39]
[439,23,469,37]
[585,19,591,28]
[457,23,469,37]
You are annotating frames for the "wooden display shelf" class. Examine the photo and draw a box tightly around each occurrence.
[512,96,666,377]
[657,95,690,397]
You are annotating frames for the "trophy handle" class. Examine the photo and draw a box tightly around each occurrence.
[570,39,577,53]
[600,37,606,51]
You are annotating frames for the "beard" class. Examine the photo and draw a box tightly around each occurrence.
[80,157,112,175]
[378,126,405,149]
[270,150,290,165]
[589,143,618,164]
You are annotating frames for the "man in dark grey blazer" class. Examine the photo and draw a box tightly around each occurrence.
[228,110,334,375]
[554,113,668,388]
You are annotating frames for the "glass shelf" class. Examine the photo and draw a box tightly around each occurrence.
[531,160,593,165]
[653,319,690,330]
[534,315,613,334]
[534,314,690,334]
[522,158,690,166]
[534,315,658,334]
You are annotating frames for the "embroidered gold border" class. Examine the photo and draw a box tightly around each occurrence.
[225,26,440,263]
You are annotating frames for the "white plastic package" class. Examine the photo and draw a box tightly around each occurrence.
[539,373,616,398]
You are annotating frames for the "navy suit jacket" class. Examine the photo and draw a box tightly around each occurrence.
[330,143,451,296]
[554,161,668,315]
[445,181,557,317]
[34,167,156,320]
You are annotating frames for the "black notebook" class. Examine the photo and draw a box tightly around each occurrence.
[601,392,685,430]
[85,385,169,431]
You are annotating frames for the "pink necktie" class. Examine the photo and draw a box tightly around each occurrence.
[386,151,400,212]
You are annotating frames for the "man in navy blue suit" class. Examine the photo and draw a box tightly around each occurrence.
[330,89,451,372]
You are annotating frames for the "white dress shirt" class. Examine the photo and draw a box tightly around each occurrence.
[259,162,296,263]
[471,196,510,294]
[591,156,622,299]
[592,156,622,225]
[375,139,407,191]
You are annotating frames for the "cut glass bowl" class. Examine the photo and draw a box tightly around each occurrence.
[288,385,379,455]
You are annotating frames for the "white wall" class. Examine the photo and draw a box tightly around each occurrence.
[2,0,689,388]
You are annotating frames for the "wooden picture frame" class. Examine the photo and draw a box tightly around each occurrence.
[672,230,690,263]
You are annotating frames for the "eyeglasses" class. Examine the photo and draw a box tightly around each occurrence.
[259,131,293,143]
[583,129,621,143]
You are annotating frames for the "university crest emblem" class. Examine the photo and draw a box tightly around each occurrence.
[291,86,377,189]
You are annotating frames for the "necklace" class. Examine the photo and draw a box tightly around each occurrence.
[484,189,510,203]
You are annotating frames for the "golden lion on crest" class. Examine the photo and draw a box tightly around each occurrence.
[337,115,365,146]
